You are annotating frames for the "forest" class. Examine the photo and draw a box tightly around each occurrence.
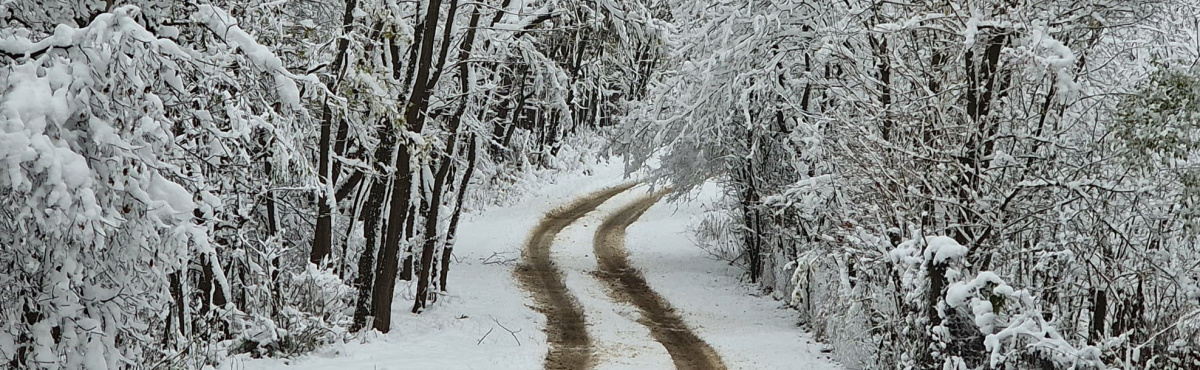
[1,0,1198,369]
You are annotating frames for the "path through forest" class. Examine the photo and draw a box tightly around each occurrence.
[515,183,636,369]
[518,185,727,370]
[225,161,842,370]
[592,190,727,370]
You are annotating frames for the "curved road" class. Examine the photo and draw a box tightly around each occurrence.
[594,190,727,370]
[516,183,636,370]
[519,185,727,370]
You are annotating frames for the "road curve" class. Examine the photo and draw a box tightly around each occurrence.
[594,190,728,370]
[516,183,637,370]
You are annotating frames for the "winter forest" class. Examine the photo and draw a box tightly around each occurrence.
[2,0,1200,369]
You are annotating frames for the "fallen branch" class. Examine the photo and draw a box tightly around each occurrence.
[477,327,494,345]
[490,316,522,346]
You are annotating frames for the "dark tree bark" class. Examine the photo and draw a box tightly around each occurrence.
[959,31,1012,267]
[413,146,453,312]
[312,0,359,265]
[370,152,413,332]
[435,8,483,291]
[349,118,399,332]
[365,0,449,330]
[264,163,283,316]
[198,252,228,316]
[400,205,416,281]
[369,0,469,328]
[339,180,371,281]
[440,134,479,291]
[169,271,186,337]
[413,3,481,311]
[1089,287,1108,343]
[737,150,764,284]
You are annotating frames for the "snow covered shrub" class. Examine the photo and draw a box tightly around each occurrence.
[785,228,909,369]
[688,194,744,261]
[626,0,1200,369]
[940,268,1104,369]
[1114,66,1200,164]
[792,231,1115,370]
[789,247,884,367]
[0,3,324,367]
[210,263,351,359]
[264,265,353,357]
[887,235,1003,369]
[469,126,615,209]
[0,7,219,367]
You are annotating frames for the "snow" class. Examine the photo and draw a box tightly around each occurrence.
[193,5,303,109]
[147,173,195,221]
[888,235,966,267]
[223,160,630,370]
[0,21,79,56]
[625,181,843,369]
[224,160,840,370]
[923,236,968,264]
[0,329,13,362]
[555,184,677,369]
[962,16,980,48]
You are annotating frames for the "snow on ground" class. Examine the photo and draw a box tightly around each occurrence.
[222,160,840,370]
[223,159,631,370]
[624,181,844,370]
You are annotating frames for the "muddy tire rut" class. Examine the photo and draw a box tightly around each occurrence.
[516,183,636,370]
[594,190,728,370]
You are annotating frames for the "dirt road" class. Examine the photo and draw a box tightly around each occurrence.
[593,191,728,370]
[516,183,637,370]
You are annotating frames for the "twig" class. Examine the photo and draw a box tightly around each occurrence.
[482,252,518,265]
[490,316,522,346]
[477,327,494,345]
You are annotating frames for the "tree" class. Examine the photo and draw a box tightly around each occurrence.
[0,3,316,366]
[623,0,1200,368]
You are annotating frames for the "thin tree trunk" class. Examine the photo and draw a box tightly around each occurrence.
[340,180,371,281]
[370,5,463,324]
[440,134,479,291]
[312,0,359,265]
[368,0,448,329]
[264,163,283,316]
[198,253,228,316]
[169,271,186,337]
[434,6,484,291]
[369,152,412,332]
[400,205,416,280]
[349,118,398,332]
[412,2,479,309]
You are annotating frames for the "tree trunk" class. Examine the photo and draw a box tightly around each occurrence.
[401,206,416,281]
[369,152,412,332]
[413,0,479,308]
[349,118,398,332]
[367,0,448,329]
[440,134,479,291]
[1089,287,1108,344]
[312,0,359,265]
[198,253,228,316]
[169,271,186,337]
[349,169,386,331]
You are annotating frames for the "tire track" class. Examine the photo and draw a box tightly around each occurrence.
[516,183,636,370]
[593,190,728,370]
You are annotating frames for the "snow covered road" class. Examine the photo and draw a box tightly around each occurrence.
[591,190,726,370]
[224,162,841,370]
[515,183,636,369]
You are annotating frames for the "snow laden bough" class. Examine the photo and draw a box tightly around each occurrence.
[884,236,1104,370]
[0,5,313,369]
